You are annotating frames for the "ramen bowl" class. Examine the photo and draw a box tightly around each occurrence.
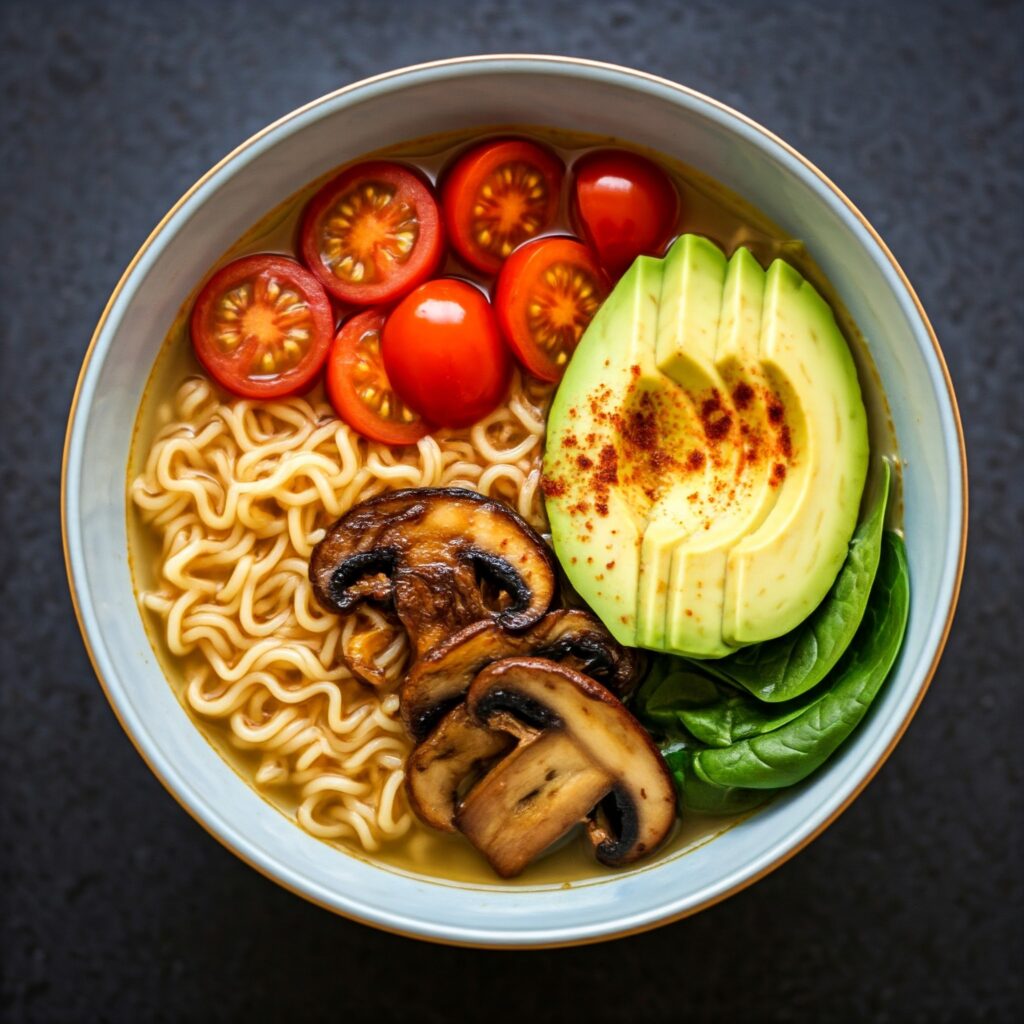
[62,55,966,948]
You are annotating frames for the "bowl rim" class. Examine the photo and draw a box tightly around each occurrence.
[61,53,968,948]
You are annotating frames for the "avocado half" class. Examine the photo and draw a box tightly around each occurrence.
[542,235,869,659]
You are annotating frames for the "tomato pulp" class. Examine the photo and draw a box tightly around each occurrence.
[301,162,444,306]
[326,310,429,445]
[190,254,335,399]
[495,237,608,382]
[441,139,564,275]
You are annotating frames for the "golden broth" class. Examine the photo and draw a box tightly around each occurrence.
[128,124,899,887]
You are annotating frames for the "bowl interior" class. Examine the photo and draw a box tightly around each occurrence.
[64,57,964,947]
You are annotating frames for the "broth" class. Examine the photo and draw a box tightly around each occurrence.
[128,124,899,887]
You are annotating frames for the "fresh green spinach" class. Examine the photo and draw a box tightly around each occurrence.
[680,689,816,748]
[701,461,892,702]
[633,662,719,733]
[660,741,770,815]
[692,531,910,790]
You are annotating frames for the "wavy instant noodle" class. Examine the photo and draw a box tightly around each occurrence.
[131,370,553,852]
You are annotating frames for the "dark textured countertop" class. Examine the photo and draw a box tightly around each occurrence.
[2,1,1021,1020]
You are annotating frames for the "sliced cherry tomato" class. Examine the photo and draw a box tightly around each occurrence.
[571,150,680,279]
[382,279,511,428]
[325,310,429,445]
[441,139,564,275]
[190,254,334,399]
[495,237,608,382]
[300,161,444,305]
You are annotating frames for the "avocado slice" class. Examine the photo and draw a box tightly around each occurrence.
[722,259,869,645]
[661,245,785,657]
[636,235,727,653]
[543,255,665,645]
[543,235,869,658]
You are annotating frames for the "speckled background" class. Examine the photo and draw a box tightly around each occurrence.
[2,0,1021,1020]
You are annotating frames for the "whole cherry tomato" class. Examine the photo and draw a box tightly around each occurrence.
[571,150,680,279]
[382,279,511,428]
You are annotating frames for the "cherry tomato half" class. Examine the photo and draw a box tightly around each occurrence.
[300,161,444,305]
[571,150,680,280]
[190,254,335,399]
[441,139,564,275]
[326,310,429,445]
[382,279,512,428]
[495,237,608,382]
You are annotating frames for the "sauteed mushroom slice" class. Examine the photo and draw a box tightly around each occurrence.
[455,658,676,877]
[309,487,557,669]
[456,730,611,877]
[405,706,514,832]
[401,609,646,740]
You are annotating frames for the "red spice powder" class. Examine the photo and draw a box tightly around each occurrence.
[770,462,787,486]
[700,391,732,442]
[540,476,566,498]
[687,449,706,471]
[592,445,618,518]
[562,433,579,449]
[621,395,659,451]
[576,454,594,470]
[597,444,619,485]
[761,390,793,465]
[779,425,793,459]
[733,382,754,410]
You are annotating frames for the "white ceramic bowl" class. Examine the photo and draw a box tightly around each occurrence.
[63,56,966,947]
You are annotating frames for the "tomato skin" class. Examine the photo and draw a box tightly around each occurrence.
[382,279,512,428]
[441,139,564,275]
[300,161,444,306]
[495,237,608,382]
[571,150,679,279]
[190,254,334,399]
[325,310,429,445]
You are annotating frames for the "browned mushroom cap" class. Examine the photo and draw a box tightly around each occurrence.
[405,706,514,832]
[401,609,647,740]
[309,488,557,675]
[455,657,676,877]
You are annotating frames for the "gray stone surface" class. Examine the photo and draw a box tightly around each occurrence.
[1,0,1021,1020]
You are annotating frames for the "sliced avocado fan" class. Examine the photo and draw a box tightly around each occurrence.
[542,235,869,659]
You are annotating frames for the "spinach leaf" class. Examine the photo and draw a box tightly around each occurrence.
[660,741,770,815]
[692,531,910,790]
[680,689,816,748]
[632,657,720,734]
[704,461,892,702]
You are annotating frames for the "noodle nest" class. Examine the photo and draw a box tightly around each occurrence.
[132,370,552,852]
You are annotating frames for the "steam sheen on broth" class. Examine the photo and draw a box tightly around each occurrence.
[128,125,898,885]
